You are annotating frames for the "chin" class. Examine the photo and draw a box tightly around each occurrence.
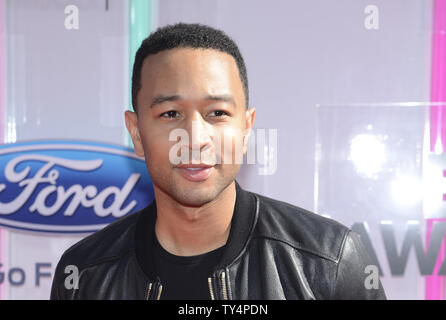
[174,187,219,207]
[172,175,233,207]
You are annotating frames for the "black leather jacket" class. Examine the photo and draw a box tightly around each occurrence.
[50,180,387,300]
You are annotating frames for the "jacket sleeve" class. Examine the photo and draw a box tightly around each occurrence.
[50,254,78,300]
[50,255,67,300]
[50,274,61,300]
[331,230,387,300]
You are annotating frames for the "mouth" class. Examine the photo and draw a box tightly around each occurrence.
[176,164,215,182]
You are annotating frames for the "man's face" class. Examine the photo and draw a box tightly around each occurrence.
[125,48,255,207]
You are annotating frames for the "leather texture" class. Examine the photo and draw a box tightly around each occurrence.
[50,180,387,300]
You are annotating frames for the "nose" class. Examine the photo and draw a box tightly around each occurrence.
[185,112,214,161]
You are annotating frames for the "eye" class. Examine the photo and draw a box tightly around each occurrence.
[209,110,229,118]
[160,110,179,119]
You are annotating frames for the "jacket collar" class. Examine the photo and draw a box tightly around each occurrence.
[134,179,259,280]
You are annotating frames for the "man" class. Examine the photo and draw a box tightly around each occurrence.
[50,23,386,300]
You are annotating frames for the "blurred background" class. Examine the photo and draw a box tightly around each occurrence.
[0,0,445,299]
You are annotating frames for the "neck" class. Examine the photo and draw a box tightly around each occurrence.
[154,181,236,256]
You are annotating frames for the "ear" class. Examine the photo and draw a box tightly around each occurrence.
[243,107,256,154]
[125,110,145,157]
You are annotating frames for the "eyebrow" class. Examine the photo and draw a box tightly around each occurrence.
[150,94,236,108]
[150,95,181,108]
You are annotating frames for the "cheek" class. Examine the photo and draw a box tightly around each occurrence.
[140,130,174,164]
[218,128,245,164]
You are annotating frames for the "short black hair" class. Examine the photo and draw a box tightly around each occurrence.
[131,23,249,112]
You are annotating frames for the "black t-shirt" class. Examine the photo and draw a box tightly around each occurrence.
[153,235,226,300]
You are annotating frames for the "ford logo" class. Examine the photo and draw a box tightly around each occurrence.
[0,140,154,233]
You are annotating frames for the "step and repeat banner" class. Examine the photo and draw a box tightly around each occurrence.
[1,0,445,299]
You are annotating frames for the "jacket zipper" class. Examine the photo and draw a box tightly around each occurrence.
[208,277,215,300]
[156,284,163,300]
[221,271,228,300]
[146,282,152,300]
[146,282,163,300]
[149,272,228,300]
[208,271,229,300]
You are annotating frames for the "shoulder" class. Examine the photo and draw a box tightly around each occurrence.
[55,208,144,270]
[251,191,351,263]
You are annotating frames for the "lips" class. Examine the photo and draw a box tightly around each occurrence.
[176,164,215,182]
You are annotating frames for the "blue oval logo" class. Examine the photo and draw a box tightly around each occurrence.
[0,140,154,233]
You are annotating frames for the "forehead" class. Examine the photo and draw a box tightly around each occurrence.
[139,47,244,100]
